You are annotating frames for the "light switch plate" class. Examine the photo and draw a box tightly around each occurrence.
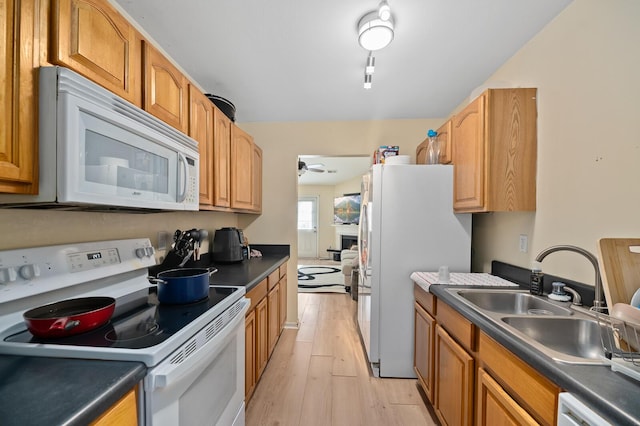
[519,234,528,253]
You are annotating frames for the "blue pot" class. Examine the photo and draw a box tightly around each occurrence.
[149,268,217,304]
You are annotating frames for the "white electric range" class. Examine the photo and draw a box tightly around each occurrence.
[0,238,248,425]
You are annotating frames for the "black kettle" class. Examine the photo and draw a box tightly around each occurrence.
[212,227,245,263]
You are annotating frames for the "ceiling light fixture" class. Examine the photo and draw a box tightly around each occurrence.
[378,0,391,21]
[364,74,372,90]
[357,10,394,51]
[365,54,375,75]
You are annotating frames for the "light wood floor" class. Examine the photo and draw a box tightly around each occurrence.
[245,291,439,425]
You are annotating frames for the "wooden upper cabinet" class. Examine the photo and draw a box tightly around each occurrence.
[252,143,262,213]
[52,0,142,106]
[230,125,254,210]
[213,107,232,208]
[0,0,39,194]
[436,119,453,164]
[416,119,452,165]
[452,88,537,213]
[143,42,188,133]
[188,86,214,206]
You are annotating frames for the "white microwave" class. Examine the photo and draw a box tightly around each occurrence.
[0,66,199,211]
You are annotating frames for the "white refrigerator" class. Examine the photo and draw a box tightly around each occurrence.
[357,164,471,378]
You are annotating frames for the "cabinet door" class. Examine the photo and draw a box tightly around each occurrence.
[212,107,231,207]
[437,118,453,164]
[267,283,280,357]
[435,324,474,426]
[452,93,485,212]
[143,42,188,133]
[52,0,142,106]
[279,274,287,331]
[415,139,429,165]
[255,297,268,378]
[0,0,38,193]
[189,86,214,206]
[90,386,138,425]
[252,143,262,212]
[245,309,257,401]
[476,368,539,426]
[414,302,435,403]
[230,125,254,210]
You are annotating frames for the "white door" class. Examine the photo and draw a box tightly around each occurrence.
[297,196,318,258]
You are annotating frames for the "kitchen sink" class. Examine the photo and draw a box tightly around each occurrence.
[445,288,609,364]
[501,317,607,363]
[456,289,574,316]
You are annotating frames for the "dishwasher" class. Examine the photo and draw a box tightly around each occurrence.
[557,393,611,426]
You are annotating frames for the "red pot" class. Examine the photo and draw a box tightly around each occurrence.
[23,297,116,338]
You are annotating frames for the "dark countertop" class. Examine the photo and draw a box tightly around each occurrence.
[0,356,146,426]
[426,283,640,426]
[0,245,289,425]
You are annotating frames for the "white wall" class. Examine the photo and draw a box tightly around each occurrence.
[471,0,640,286]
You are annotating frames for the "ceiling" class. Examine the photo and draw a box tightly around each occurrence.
[112,0,573,123]
[298,156,372,186]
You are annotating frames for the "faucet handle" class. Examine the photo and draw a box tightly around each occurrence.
[548,282,571,302]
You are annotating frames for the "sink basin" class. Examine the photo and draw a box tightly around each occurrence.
[456,290,573,316]
[502,317,607,363]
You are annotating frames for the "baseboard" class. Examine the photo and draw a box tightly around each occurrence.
[283,321,299,329]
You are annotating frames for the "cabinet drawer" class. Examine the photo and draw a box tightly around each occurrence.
[436,300,475,352]
[414,284,436,316]
[267,270,280,290]
[246,279,267,313]
[479,332,559,426]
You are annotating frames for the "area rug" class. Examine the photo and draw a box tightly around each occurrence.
[297,265,346,293]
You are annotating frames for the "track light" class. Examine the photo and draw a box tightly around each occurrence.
[378,0,391,21]
[365,54,375,75]
[357,11,394,51]
[364,74,372,90]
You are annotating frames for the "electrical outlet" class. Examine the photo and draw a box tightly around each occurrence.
[157,231,169,250]
[519,234,528,253]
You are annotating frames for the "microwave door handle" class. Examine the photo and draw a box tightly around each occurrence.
[177,152,188,203]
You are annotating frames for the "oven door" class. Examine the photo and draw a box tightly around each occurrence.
[143,298,249,426]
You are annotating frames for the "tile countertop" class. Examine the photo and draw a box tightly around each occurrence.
[416,273,640,426]
[0,245,289,425]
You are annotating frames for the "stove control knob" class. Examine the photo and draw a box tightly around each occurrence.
[145,246,155,257]
[0,267,17,284]
[135,248,146,259]
[19,264,41,280]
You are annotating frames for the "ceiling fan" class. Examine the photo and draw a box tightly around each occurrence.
[298,160,326,176]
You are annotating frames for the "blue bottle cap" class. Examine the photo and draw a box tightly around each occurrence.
[427,129,437,137]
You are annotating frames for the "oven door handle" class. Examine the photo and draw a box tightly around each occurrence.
[148,298,249,390]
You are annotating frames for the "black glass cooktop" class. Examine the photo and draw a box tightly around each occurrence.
[6,286,238,349]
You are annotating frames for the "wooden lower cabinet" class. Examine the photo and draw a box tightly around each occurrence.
[245,309,257,401]
[477,368,539,426]
[434,324,474,426]
[90,386,138,426]
[267,283,280,357]
[279,274,287,331]
[414,302,435,403]
[255,297,268,378]
[413,283,559,426]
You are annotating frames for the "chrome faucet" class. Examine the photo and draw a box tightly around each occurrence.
[534,245,604,310]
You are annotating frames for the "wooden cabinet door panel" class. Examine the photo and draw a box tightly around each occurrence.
[279,274,287,331]
[267,283,280,357]
[452,94,485,211]
[477,368,539,426]
[251,143,262,212]
[0,0,39,193]
[256,297,268,378]
[189,86,213,206]
[53,0,141,106]
[143,42,188,133]
[213,107,231,207]
[435,324,474,426]
[230,125,253,209]
[414,302,435,403]
[90,386,138,425]
[437,118,453,164]
[245,309,256,401]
